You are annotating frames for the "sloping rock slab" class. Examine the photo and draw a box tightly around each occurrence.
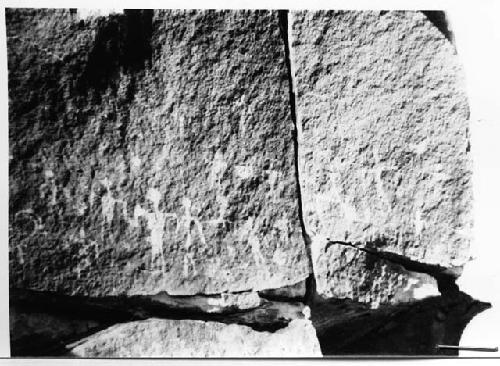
[291,10,471,300]
[67,318,322,357]
[7,8,309,296]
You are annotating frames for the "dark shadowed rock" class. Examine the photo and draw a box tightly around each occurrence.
[291,10,471,304]
[10,306,105,356]
[311,291,490,355]
[7,8,309,297]
[259,280,306,301]
[10,288,312,356]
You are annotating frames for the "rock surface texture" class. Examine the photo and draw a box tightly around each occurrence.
[291,10,472,304]
[67,318,322,357]
[7,8,484,358]
[8,8,309,297]
[317,244,440,308]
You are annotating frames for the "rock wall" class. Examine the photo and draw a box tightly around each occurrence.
[291,10,472,303]
[8,8,309,297]
[7,8,485,357]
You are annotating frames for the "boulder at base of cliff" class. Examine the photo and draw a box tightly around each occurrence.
[68,318,322,357]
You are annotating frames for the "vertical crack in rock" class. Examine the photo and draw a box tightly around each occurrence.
[278,10,316,305]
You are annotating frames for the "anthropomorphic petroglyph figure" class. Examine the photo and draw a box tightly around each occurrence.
[12,209,43,265]
[370,145,397,211]
[179,197,207,277]
[209,149,227,189]
[239,217,265,267]
[238,95,247,140]
[131,188,177,272]
[100,178,128,225]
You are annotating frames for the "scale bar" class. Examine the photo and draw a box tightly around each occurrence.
[437,345,498,352]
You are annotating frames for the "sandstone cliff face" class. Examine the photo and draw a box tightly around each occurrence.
[7,8,483,357]
[8,9,309,297]
[291,10,471,304]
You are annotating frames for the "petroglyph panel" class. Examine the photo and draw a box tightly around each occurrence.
[292,11,471,302]
[8,9,309,296]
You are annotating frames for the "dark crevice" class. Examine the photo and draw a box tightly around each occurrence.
[278,9,316,306]
[258,280,306,302]
[325,240,462,296]
[10,319,114,357]
[422,11,455,44]
[77,9,153,95]
[10,288,302,356]
[11,288,297,329]
[313,292,490,355]
[258,291,302,303]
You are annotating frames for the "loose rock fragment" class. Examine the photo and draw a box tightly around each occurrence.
[150,291,262,314]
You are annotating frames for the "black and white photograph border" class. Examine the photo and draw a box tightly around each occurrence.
[1,0,500,361]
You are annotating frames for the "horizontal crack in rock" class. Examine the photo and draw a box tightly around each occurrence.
[325,240,463,295]
[10,288,308,355]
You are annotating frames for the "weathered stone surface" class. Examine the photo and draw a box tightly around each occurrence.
[8,8,482,358]
[8,8,309,296]
[67,318,322,357]
[316,245,439,307]
[291,11,471,301]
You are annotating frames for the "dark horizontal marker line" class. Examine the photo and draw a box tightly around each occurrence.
[437,345,498,352]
